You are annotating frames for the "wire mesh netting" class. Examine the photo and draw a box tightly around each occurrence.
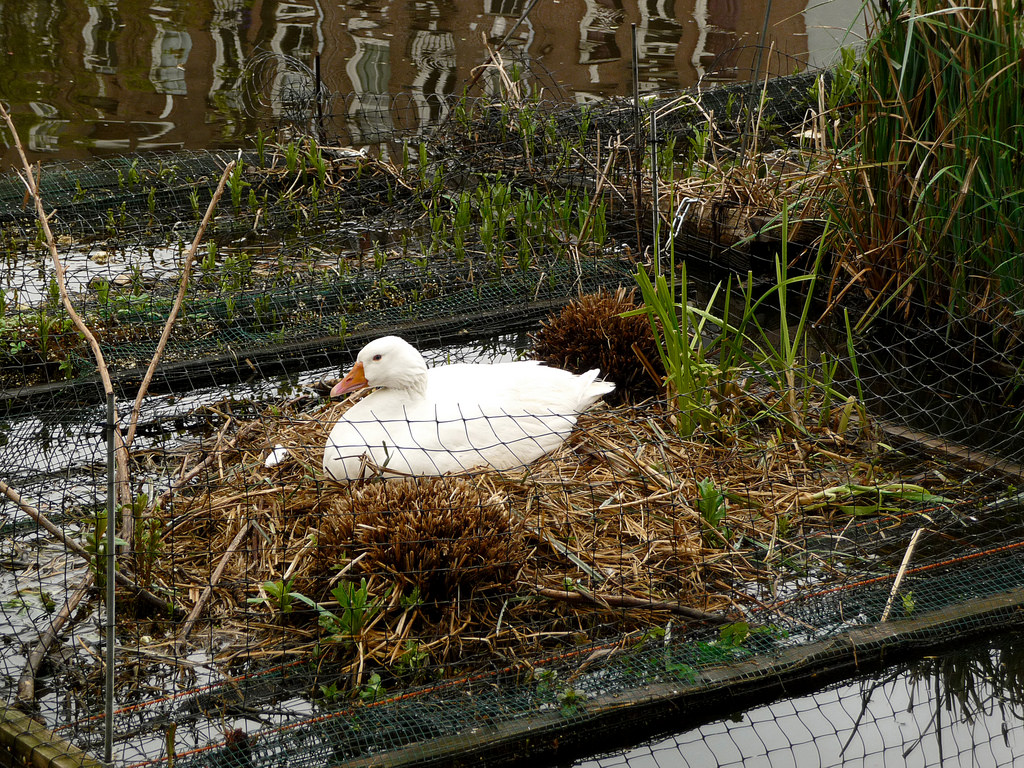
[2,54,1024,768]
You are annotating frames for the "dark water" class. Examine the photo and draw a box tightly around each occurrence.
[0,0,865,166]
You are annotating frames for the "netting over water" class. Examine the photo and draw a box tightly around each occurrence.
[2,67,1024,768]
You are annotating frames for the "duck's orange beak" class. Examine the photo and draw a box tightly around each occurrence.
[330,361,369,398]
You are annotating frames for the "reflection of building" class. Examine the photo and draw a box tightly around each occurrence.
[82,1,118,75]
[637,0,684,91]
[210,2,249,114]
[1,0,830,166]
[149,24,191,95]
[690,0,809,83]
[409,30,457,126]
[580,0,624,65]
[259,3,319,124]
[345,36,394,145]
[1,0,265,165]
[27,102,66,154]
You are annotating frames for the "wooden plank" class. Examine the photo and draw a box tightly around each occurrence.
[0,705,105,768]
[878,419,1024,481]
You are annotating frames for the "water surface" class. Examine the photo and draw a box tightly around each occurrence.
[0,0,866,165]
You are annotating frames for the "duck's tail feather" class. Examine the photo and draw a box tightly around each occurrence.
[578,369,615,409]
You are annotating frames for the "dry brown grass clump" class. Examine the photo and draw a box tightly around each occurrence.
[311,478,525,602]
[532,287,664,403]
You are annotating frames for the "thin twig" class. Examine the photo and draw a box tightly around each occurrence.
[124,160,237,451]
[881,527,925,622]
[116,159,236,544]
[1,480,94,560]
[532,585,737,625]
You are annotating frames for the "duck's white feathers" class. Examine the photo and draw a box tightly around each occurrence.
[322,337,614,481]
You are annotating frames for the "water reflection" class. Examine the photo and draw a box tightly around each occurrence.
[571,633,1024,767]
[0,0,865,165]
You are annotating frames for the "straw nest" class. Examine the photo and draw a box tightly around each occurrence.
[128,382,938,690]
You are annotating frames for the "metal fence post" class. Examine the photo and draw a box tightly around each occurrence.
[104,392,116,765]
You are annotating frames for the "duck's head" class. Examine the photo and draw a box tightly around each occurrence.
[330,336,429,397]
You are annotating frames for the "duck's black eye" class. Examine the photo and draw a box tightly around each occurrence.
[372,354,382,361]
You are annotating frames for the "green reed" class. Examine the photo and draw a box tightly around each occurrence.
[836,0,1024,320]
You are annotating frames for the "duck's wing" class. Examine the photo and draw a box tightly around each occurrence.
[425,363,607,468]
[324,396,486,478]
[427,361,613,414]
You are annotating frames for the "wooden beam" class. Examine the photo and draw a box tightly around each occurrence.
[0,705,105,768]
[878,419,1024,481]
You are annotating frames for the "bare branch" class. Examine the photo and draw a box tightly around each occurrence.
[0,101,131,514]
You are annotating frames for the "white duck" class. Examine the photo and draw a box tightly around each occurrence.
[322,336,614,481]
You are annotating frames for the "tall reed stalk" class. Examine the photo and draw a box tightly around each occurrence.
[835,0,1024,322]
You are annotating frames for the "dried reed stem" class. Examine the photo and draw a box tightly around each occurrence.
[176,522,252,647]
[881,527,925,622]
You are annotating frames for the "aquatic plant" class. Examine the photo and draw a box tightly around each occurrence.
[83,511,127,600]
[634,207,867,439]
[632,259,725,437]
[696,478,729,546]
[321,578,386,644]
[228,158,248,210]
[249,578,303,616]
[833,0,1024,324]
